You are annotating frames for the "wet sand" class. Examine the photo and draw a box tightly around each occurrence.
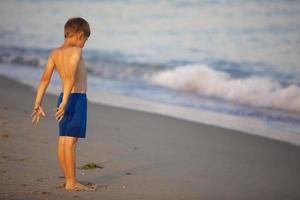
[0,74,300,200]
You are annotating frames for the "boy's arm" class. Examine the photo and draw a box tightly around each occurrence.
[55,48,81,121]
[34,51,55,107]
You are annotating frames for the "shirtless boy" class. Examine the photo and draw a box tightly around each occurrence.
[30,17,94,191]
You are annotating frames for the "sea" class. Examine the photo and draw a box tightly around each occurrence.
[1,0,300,146]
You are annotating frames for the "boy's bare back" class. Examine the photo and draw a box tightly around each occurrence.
[52,46,87,93]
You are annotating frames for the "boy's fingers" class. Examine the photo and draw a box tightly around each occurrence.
[55,109,64,119]
[30,111,36,117]
[40,107,46,117]
[58,115,64,122]
[57,114,63,121]
[55,112,62,120]
[35,115,39,124]
[33,116,37,124]
[58,114,64,121]
[32,114,37,123]
[41,110,46,117]
[55,111,61,119]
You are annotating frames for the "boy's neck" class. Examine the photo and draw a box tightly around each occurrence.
[61,38,80,48]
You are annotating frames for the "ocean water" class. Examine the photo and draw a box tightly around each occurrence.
[1,0,300,145]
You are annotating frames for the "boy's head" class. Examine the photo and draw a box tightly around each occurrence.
[64,17,90,48]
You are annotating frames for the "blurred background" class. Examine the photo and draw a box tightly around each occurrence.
[0,0,300,143]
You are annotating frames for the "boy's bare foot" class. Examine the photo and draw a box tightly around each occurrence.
[65,182,96,191]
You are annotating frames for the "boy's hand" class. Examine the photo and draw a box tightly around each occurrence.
[55,103,66,122]
[31,104,46,125]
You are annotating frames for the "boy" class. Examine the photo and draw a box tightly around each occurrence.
[30,17,94,191]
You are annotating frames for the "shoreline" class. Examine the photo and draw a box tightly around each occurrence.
[1,74,300,199]
[0,64,300,147]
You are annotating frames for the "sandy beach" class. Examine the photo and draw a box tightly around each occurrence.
[0,74,300,200]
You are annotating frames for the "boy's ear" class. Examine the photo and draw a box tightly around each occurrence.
[78,31,84,39]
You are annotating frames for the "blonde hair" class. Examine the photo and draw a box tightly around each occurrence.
[64,17,91,38]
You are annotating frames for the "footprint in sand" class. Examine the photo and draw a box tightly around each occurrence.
[0,127,16,139]
[0,119,8,126]
[19,157,30,162]
[41,191,50,195]
[0,132,10,140]
[86,182,101,191]
[36,177,48,182]
[1,155,8,162]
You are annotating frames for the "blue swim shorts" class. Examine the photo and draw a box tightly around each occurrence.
[56,92,87,138]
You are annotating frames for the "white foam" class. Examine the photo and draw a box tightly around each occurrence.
[146,64,300,113]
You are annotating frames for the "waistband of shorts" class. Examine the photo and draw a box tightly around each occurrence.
[59,92,87,97]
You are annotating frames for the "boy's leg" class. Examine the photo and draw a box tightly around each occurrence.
[64,136,78,187]
[64,136,92,191]
[57,136,67,180]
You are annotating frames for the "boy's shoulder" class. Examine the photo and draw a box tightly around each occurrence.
[52,46,82,54]
[51,46,82,59]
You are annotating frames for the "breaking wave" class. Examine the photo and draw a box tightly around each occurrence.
[146,64,300,113]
